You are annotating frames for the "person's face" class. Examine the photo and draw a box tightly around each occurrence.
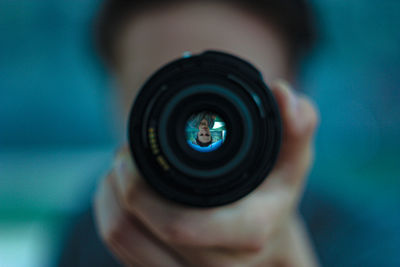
[197,118,211,143]
[113,1,292,128]
[199,119,209,131]
[198,130,211,143]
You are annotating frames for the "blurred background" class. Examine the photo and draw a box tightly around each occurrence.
[0,0,399,266]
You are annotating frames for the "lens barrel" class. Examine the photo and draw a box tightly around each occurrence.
[128,50,281,207]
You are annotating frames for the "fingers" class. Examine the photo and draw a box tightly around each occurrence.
[96,159,284,266]
[112,149,285,251]
[173,217,285,267]
[94,170,185,266]
[269,79,319,186]
[175,246,263,267]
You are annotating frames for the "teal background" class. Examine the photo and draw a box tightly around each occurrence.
[0,0,399,266]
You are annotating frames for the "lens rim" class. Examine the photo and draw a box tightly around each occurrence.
[128,50,281,207]
[158,84,253,178]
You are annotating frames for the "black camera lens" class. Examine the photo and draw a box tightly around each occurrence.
[128,50,281,207]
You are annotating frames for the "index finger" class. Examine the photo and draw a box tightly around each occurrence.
[264,80,319,188]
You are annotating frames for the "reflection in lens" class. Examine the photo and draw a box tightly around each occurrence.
[185,111,226,152]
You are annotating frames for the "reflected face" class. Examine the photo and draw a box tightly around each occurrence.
[199,119,209,130]
[198,119,211,143]
[186,111,225,151]
[113,1,292,123]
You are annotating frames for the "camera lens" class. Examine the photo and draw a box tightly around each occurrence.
[128,50,281,207]
[186,111,226,152]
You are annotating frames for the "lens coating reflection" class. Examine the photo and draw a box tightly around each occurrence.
[185,111,226,152]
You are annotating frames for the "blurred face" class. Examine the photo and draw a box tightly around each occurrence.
[113,1,292,128]
[198,119,211,143]
[199,119,209,130]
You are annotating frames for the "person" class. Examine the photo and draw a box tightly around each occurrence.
[188,118,224,152]
[194,118,213,146]
[186,113,223,152]
[59,0,320,266]
[196,124,212,146]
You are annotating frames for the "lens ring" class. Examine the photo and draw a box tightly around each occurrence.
[158,84,253,178]
[128,50,282,207]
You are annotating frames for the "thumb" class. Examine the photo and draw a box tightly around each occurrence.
[269,79,319,186]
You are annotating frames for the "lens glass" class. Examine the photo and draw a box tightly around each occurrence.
[185,111,226,152]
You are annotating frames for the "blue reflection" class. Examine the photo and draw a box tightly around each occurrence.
[187,139,223,152]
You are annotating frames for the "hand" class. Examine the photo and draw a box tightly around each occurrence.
[93,80,320,267]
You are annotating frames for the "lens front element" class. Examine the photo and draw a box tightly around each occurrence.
[185,111,226,153]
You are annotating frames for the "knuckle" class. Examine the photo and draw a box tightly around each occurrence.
[113,166,142,212]
[243,231,267,252]
[121,180,138,209]
[248,211,270,251]
[243,234,266,253]
[103,215,128,247]
[122,178,147,214]
[161,219,197,245]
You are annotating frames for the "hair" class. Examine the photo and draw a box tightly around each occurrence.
[94,0,316,68]
[189,112,215,130]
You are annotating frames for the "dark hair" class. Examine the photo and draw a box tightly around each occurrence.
[95,0,316,68]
